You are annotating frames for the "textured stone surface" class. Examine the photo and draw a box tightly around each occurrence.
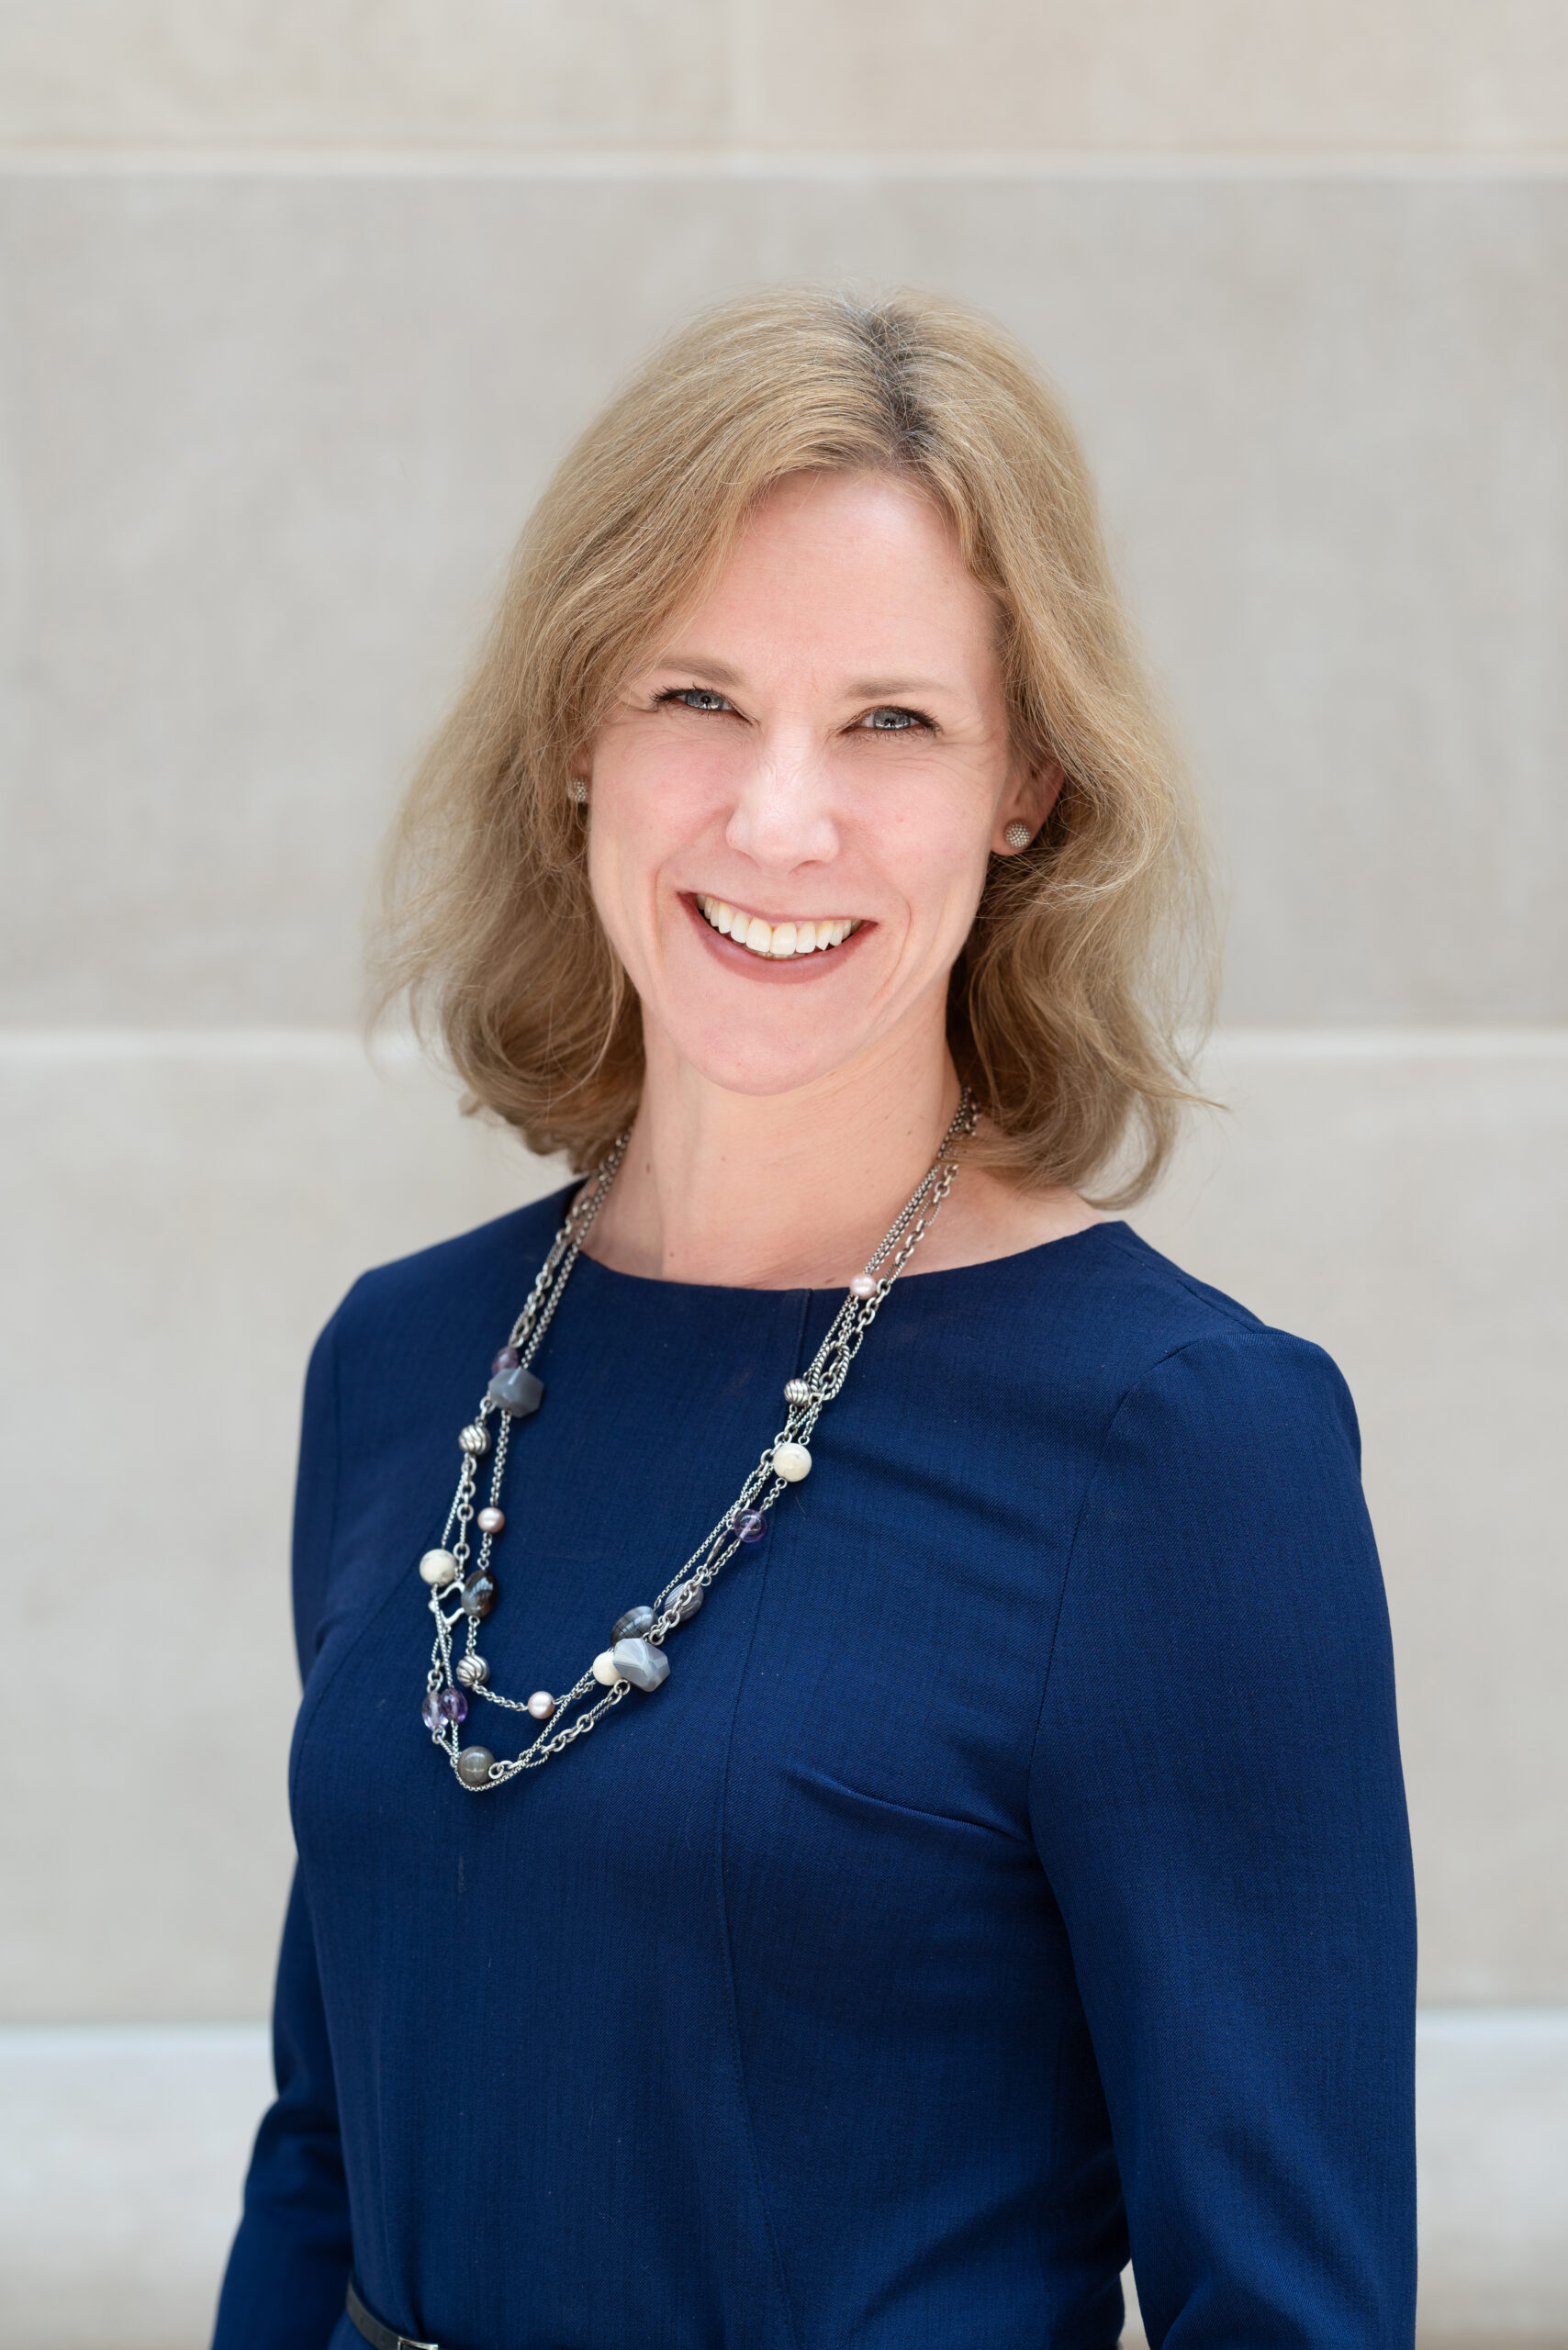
[2,172,1564,1028]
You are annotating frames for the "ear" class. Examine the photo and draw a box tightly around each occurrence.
[991,756,1065,856]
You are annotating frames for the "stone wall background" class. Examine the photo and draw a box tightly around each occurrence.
[1,5,1565,2341]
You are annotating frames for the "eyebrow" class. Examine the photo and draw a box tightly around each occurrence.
[652,655,958,702]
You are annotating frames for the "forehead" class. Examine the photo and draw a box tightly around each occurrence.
[673,470,1002,677]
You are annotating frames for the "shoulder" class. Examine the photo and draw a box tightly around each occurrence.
[320,1184,576,1366]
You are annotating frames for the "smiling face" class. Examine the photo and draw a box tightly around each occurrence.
[584,469,1052,1100]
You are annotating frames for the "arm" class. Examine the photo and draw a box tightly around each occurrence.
[1028,1328,1417,2348]
[213,1316,353,2348]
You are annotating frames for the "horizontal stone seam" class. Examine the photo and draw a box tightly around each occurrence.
[3,147,1568,183]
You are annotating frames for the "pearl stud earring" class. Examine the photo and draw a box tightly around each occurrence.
[1003,822,1032,850]
[569,778,588,805]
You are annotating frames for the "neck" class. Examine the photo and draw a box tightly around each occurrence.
[588,1011,960,1289]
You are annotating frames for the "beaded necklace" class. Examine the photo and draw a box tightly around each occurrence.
[416,1091,977,1792]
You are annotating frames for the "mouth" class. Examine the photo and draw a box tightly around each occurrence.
[694,895,864,961]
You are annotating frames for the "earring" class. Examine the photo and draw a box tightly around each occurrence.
[569,778,588,806]
[1003,822,1032,851]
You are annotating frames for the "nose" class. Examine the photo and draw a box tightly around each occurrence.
[723,728,841,872]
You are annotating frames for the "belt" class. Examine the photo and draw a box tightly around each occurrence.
[346,2277,440,2350]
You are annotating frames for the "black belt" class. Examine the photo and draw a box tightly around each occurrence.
[346,2277,440,2350]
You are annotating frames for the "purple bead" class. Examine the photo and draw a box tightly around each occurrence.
[733,1510,767,1545]
[437,1687,468,1725]
[491,1345,521,1374]
[420,1689,446,1734]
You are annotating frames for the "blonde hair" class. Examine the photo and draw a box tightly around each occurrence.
[375,285,1213,1203]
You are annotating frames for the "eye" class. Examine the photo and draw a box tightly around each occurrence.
[858,706,932,733]
[658,686,734,714]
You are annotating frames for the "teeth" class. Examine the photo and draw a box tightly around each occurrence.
[698,898,858,959]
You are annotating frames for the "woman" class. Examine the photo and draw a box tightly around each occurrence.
[215,288,1415,2350]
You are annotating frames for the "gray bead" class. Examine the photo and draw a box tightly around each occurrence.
[487,1365,544,1417]
[663,1582,704,1625]
[455,1653,488,1689]
[610,1605,656,1642]
[456,1746,495,1787]
[610,1637,669,1693]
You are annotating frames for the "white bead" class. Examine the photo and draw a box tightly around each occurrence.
[849,1274,877,1300]
[419,1549,459,1586]
[772,1441,812,1483]
[591,1650,622,1686]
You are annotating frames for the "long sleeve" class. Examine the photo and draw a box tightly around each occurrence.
[1028,1327,1417,2347]
[213,1316,353,2348]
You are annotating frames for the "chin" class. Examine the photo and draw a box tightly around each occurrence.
[656,1015,868,1100]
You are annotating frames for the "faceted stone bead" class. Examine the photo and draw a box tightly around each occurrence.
[476,1506,505,1535]
[419,1549,459,1586]
[459,1569,498,1617]
[610,1605,655,1642]
[455,1654,488,1689]
[772,1441,812,1482]
[420,1689,446,1733]
[526,1691,555,1721]
[456,1746,495,1787]
[732,1510,767,1545]
[610,1636,670,1692]
[664,1583,703,1625]
[487,1365,544,1418]
[490,1345,521,1374]
[437,1687,468,1725]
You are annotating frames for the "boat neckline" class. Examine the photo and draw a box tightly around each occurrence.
[566,1214,1134,1302]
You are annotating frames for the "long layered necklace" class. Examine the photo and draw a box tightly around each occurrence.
[416,1091,977,1793]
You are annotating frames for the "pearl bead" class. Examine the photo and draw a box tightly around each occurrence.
[459,1421,491,1457]
[849,1274,878,1301]
[476,1506,505,1535]
[456,1746,495,1787]
[455,1654,488,1688]
[591,1650,622,1686]
[783,1377,812,1407]
[419,1549,459,1586]
[772,1441,812,1483]
[526,1691,555,1721]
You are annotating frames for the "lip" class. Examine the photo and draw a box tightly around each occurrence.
[678,892,874,985]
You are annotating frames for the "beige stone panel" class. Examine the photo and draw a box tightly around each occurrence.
[0,1,727,148]
[745,0,1568,152]
[2,173,1564,1028]
[1132,1035,1568,2005]
[0,1035,558,2020]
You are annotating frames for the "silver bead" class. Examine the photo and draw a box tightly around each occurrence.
[610,1637,670,1692]
[526,1690,555,1721]
[772,1440,812,1483]
[783,1377,812,1407]
[459,1422,491,1457]
[419,1549,459,1586]
[455,1653,488,1688]
[849,1273,878,1301]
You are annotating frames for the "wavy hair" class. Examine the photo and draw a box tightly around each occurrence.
[374,285,1213,1203]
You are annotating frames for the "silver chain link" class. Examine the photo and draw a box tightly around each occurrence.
[421,1093,977,1790]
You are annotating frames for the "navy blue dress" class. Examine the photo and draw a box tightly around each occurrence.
[214,1194,1416,2350]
